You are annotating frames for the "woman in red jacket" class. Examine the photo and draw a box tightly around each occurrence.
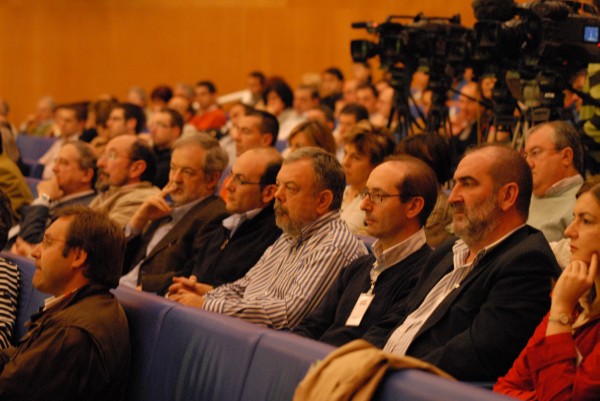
[494,182,600,400]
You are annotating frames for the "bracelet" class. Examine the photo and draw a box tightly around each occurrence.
[548,312,572,325]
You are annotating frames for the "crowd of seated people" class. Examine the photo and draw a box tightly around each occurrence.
[0,63,599,399]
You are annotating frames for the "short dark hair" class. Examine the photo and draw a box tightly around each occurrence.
[344,121,396,166]
[150,85,173,103]
[118,102,146,134]
[340,103,369,122]
[57,102,88,122]
[386,155,439,226]
[262,79,294,109]
[284,147,346,211]
[323,67,344,81]
[396,133,452,185]
[249,71,266,85]
[197,80,217,94]
[246,109,279,145]
[356,82,379,98]
[466,144,533,218]
[129,139,157,182]
[160,107,184,133]
[0,189,12,248]
[56,206,125,288]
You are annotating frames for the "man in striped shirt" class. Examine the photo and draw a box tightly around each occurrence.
[169,147,368,329]
[364,144,561,381]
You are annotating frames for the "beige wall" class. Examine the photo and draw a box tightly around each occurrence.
[0,0,475,124]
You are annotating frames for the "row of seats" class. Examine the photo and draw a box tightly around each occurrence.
[4,252,513,400]
[15,135,57,179]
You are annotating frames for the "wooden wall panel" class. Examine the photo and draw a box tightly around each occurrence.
[0,0,475,124]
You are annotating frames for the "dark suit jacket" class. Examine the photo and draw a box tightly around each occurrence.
[363,225,561,381]
[124,195,228,293]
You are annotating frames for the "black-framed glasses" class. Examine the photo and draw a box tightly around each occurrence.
[229,173,261,186]
[359,188,404,204]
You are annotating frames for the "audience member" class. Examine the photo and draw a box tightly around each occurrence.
[320,67,344,112]
[293,85,320,117]
[494,181,600,400]
[166,147,282,295]
[356,83,384,126]
[39,103,87,179]
[241,71,266,107]
[149,84,173,113]
[263,78,302,141]
[333,103,369,159]
[0,189,19,349]
[89,135,160,227]
[0,206,130,400]
[169,147,367,329]
[150,107,183,188]
[190,80,227,133]
[293,156,437,346]
[396,134,453,247]
[106,102,146,137]
[525,121,584,242]
[167,95,198,136]
[305,105,335,132]
[364,144,561,381]
[340,121,395,234]
[19,96,55,137]
[12,141,97,256]
[288,120,336,155]
[0,137,32,222]
[120,133,229,293]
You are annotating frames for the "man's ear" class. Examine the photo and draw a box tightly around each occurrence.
[69,248,88,270]
[405,197,425,220]
[128,160,147,181]
[261,184,277,204]
[205,171,221,192]
[126,118,137,133]
[560,146,574,168]
[315,189,334,215]
[261,133,274,147]
[498,182,519,212]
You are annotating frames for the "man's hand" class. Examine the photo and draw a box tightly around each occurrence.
[129,183,175,230]
[37,176,63,201]
[168,275,213,297]
[169,291,206,308]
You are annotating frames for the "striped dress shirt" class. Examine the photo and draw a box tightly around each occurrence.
[202,211,368,329]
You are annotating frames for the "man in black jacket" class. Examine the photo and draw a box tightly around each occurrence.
[166,147,282,300]
[293,156,438,346]
[364,144,561,381]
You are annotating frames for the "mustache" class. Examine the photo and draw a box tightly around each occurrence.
[274,200,287,215]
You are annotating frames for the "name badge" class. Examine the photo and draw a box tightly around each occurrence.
[345,293,374,327]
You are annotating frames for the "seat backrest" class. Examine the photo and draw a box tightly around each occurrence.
[1,251,50,343]
[16,135,57,160]
[241,330,334,401]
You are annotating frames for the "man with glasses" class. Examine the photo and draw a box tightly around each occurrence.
[169,147,367,329]
[119,133,228,293]
[0,206,130,400]
[363,144,560,381]
[89,135,160,228]
[150,107,183,188]
[165,147,283,297]
[524,121,584,241]
[293,156,437,346]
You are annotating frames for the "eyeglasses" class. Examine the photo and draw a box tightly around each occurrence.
[229,173,261,186]
[359,188,405,204]
[41,235,67,249]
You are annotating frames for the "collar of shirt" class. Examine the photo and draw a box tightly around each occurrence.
[171,196,207,224]
[222,207,263,235]
[541,174,584,198]
[452,223,527,270]
[43,287,83,312]
[283,211,339,247]
[370,228,427,283]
